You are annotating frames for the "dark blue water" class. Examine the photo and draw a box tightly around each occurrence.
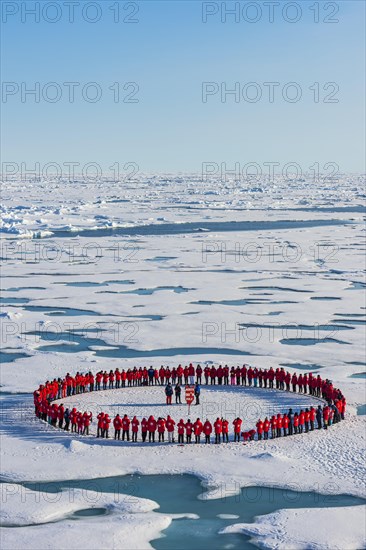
[349,372,366,379]
[146,256,178,262]
[19,475,365,550]
[0,297,30,304]
[239,323,353,332]
[0,351,29,364]
[334,314,365,318]
[245,286,313,293]
[310,296,341,301]
[55,280,134,287]
[40,219,349,239]
[4,287,46,291]
[18,305,105,317]
[106,286,192,296]
[280,338,350,346]
[332,319,366,326]
[357,405,366,415]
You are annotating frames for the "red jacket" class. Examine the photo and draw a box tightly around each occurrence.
[97,413,105,428]
[233,418,242,433]
[193,420,203,435]
[157,419,166,433]
[83,412,92,427]
[132,417,139,432]
[122,416,130,430]
[256,421,263,434]
[166,417,175,432]
[141,419,148,432]
[214,419,222,434]
[222,420,229,434]
[185,421,193,435]
[148,417,157,432]
[113,416,122,430]
[177,420,185,435]
[102,416,111,430]
[203,421,212,435]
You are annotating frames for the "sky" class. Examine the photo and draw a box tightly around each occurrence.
[1,0,365,175]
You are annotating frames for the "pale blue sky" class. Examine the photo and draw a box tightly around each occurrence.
[1,1,365,174]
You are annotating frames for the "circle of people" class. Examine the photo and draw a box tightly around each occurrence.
[33,364,346,444]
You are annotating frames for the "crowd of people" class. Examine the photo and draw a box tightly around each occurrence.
[33,364,346,444]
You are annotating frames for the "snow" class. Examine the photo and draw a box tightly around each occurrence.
[0,483,179,550]
[220,506,366,550]
[1,174,365,549]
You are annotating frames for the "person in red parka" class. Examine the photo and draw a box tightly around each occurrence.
[291,373,298,392]
[214,417,222,444]
[141,417,148,442]
[270,415,277,439]
[276,414,283,438]
[157,417,166,442]
[256,419,264,440]
[298,410,305,434]
[83,411,92,435]
[249,429,256,441]
[77,412,84,434]
[285,372,291,392]
[177,419,185,444]
[282,414,289,436]
[97,412,104,438]
[203,419,212,444]
[222,418,229,443]
[166,415,175,443]
[122,414,130,441]
[185,419,193,443]
[293,412,299,434]
[113,414,122,440]
[309,407,316,431]
[51,404,58,427]
[131,416,139,442]
[263,417,270,440]
[148,415,157,442]
[58,404,65,429]
[304,409,310,433]
[342,398,346,420]
[233,417,242,442]
[193,418,203,443]
[70,408,78,433]
[102,414,111,438]
[323,405,330,429]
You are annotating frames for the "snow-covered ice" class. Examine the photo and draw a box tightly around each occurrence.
[1,174,365,549]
